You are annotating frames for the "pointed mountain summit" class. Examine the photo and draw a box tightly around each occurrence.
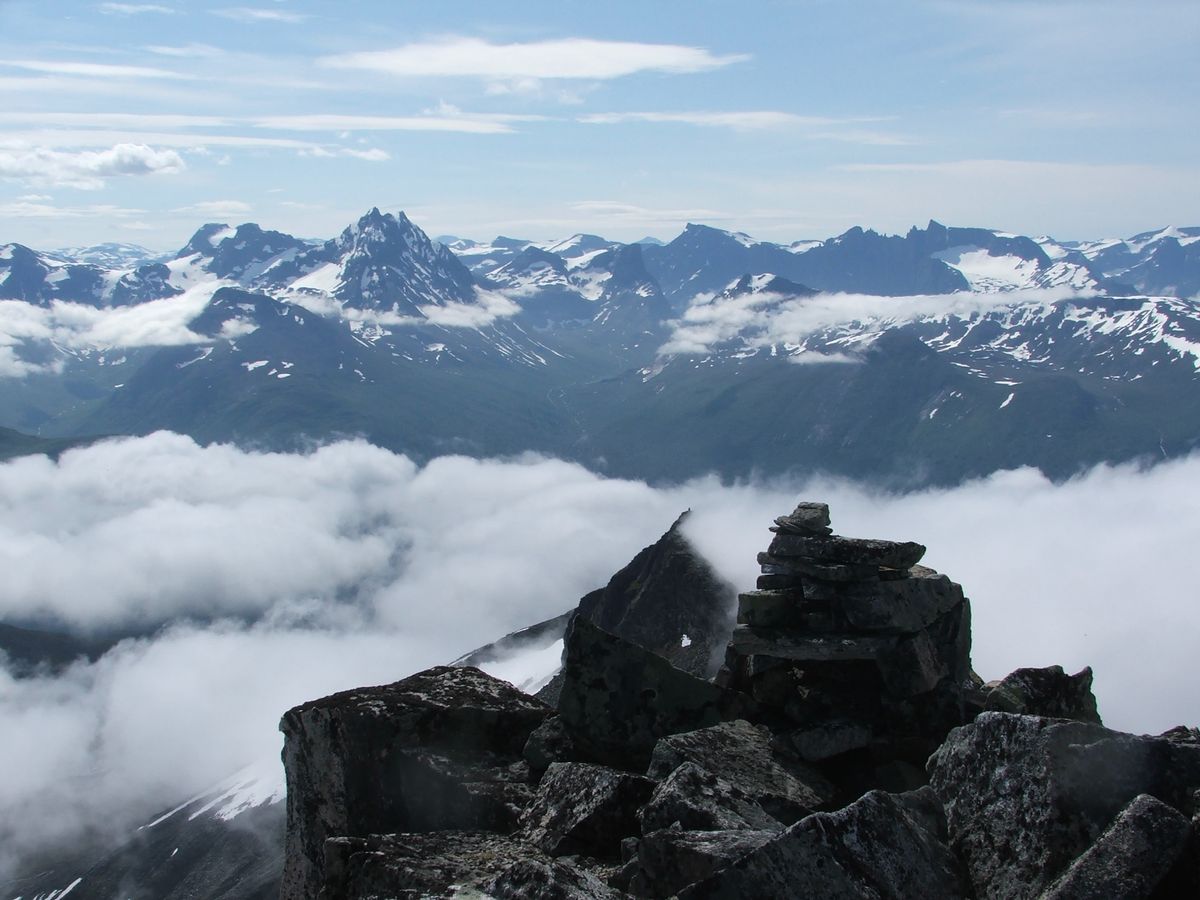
[275,208,480,315]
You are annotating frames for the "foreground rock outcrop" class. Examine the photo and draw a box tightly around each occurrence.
[279,502,1200,899]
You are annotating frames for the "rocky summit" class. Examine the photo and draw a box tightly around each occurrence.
[278,504,1200,899]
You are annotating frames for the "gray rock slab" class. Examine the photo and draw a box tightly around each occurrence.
[634,827,777,898]
[767,533,926,569]
[1041,793,1192,900]
[928,712,1200,900]
[675,789,966,899]
[639,762,783,834]
[647,720,835,824]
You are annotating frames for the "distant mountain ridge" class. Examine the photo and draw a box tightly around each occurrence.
[2,209,1199,487]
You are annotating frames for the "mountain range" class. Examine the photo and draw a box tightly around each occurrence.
[2,212,1198,485]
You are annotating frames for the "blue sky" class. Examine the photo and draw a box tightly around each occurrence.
[0,0,1196,249]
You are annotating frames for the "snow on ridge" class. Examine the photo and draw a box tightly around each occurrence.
[139,756,285,831]
[475,637,565,695]
[656,286,1197,372]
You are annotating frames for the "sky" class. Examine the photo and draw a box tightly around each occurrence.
[0,0,1197,250]
[3,433,1200,873]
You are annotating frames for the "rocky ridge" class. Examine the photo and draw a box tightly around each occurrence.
[278,504,1200,898]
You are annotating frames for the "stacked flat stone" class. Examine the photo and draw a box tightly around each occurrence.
[720,502,971,769]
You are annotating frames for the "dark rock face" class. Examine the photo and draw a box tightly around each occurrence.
[927,712,1200,899]
[980,664,1101,723]
[519,762,655,858]
[278,666,552,899]
[1041,794,1192,900]
[575,511,737,678]
[646,720,835,824]
[675,789,966,899]
[555,617,755,769]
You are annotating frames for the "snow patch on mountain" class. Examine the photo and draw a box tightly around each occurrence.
[933,246,1100,293]
[659,285,1200,380]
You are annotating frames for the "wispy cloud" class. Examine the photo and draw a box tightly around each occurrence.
[172,199,251,217]
[321,37,746,81]
[0,143,185,189]
[581,111,838,130]
[0,59,191,80]
[0,200,144,219]
[339,148,389,162]
[212,7,307,23]
[579,110,912,144]
[253,111,535,135]
[143,43,224,58]
[0,112,231,129]
[98,2,176,14]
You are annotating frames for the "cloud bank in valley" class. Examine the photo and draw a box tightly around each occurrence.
[1,433,1198,873]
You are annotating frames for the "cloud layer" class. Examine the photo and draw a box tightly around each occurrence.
[2,434,1198,874]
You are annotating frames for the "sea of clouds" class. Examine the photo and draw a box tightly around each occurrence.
[2,431,1198,874]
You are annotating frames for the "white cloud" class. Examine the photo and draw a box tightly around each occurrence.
[1,436,1198,875]
[213,7,307,23]
[320,37,746,81]
[0,59,190,80]
[0,143,185,189]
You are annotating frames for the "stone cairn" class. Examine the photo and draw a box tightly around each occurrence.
[718,502,972,779]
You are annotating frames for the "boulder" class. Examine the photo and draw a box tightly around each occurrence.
[647,720,835,824]
[278,666,552,900]
[1041,794,1192,900]
[927,712,1200,899]
[639,762,782,834]
[632,827,778,898]
[486,858,627,899]
[555,617,755,769]
[523,716,579,775]
[982,665,1101,724]
[675,789,966,899]
[519,761,655,858]
[788,720,874,762]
